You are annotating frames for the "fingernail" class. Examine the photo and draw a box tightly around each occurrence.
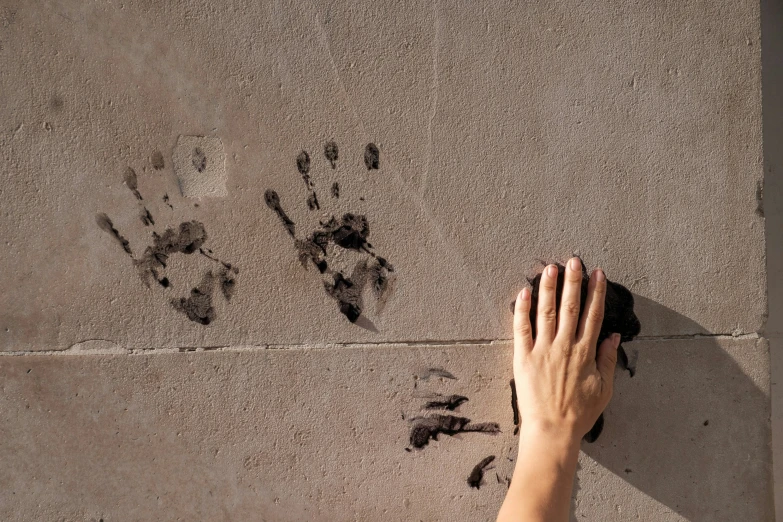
[546,265,557,277]
[595,269,606,282]
[612,333,621,345]
[569,257,580,271]
[521,288,530,301]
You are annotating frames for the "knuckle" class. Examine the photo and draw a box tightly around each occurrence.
[563,301,581,317]
[586,308,603,326]
[540,307,558,323]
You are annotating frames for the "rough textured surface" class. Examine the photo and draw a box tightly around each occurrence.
[0,0,774,519]
[0,0,765,350]
[0,339,771,521]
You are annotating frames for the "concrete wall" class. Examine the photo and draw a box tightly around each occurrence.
[0,0,773,520]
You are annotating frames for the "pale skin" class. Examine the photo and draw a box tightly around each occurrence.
[497,257,621,522]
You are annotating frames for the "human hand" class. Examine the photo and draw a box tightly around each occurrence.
[512,257,622,445]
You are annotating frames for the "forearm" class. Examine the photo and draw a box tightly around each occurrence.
[497,428,580,522]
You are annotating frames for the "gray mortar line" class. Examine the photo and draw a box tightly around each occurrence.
[0,332,763,356]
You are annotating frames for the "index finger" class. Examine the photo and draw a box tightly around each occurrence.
[576,268,607,357]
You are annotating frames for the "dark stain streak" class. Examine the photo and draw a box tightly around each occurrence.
[124,167,143,200]
[296,151,320,210]
[96,213,132,256]
[163,193,173,210]
[510,379,520,435]
[421,368,456,381]
[151,150,165,170]
[171,271,216,325]
[198,248,239,301]
[703,419,709,426]
[509,258,641,443]
[467,456,495,489]
[331,182,340,199]
[141,207,155,226]
[264,190,295,237]
[364,143,379,170]
[409,414,500,449]
[296,150,311,177]
[192,147,207,172]
[424,394,469,411]
[324,141,339,169]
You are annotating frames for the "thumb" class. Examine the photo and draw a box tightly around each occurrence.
[596,333,620,395]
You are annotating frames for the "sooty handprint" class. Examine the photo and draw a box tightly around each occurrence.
[264,142,395,324]
[97,161,238,325]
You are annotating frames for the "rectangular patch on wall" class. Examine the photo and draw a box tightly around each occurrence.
[173,135,227,198]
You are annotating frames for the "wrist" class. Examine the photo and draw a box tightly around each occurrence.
[518,423,581,459]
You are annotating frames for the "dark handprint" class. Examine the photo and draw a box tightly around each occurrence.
[264,142,395,324]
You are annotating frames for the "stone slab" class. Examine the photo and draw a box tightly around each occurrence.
[0,0,766,350]
[0,338,771,520]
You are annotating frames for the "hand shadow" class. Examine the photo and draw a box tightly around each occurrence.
[571,295,772,520]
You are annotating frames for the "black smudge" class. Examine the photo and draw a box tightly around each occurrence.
[135,221,207,287]
[323,256,394,323]
[96,213,133,256]
[409,414,500,449]
[296,150,311,176]
[421,368,456,380]
[467,456,495,489]
[331,182,340,199]
[198,248,239,300]
[171,271,216,325]
[192,147,207,172]
[324,141,339,169]
[124,167,143,200]
[509,258,641,443]
[424,394,469,411]
[510,379,520,435]
[264,189,295,237]
[364,143,379,170]
[141,207,155,226]
[296,150,319,210]
[163,193,173,210]
[151,150,165,170]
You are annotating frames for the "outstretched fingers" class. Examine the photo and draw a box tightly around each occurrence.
[596,333,621,400]
[577,268,607,359]
[536,264,559,344]
[513,288,533,360]
[556,257,583,342]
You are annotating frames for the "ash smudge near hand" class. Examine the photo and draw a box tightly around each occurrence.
[467,456,495,489]
[424,394,469,411]
[409,414,500,449]
[510,379,520,435]
[96,213,132,255]
[296,150,319,210]
[509,258,641,442]
[324,141,339,169]
[364,143,379,170]
[192,147,207,173]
